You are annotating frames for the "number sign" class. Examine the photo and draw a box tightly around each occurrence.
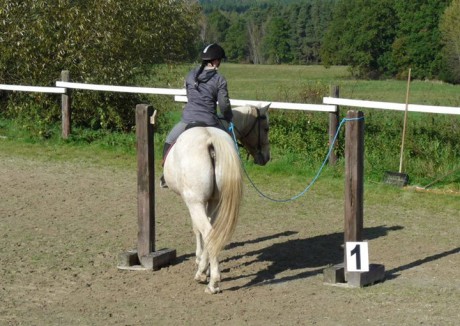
[346,242,369,272]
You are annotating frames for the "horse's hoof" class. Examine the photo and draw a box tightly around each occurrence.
[205,285,221,294]
[194,272,207,284]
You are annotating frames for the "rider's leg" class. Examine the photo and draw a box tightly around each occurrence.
[160,121,187,188]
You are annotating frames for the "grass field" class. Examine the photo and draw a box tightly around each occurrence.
[221,64,460,106]
[219,64,459,189]
[2,64,460,190]
[148,64,460,116]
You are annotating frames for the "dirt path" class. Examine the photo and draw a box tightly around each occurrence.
[1,155,459,325]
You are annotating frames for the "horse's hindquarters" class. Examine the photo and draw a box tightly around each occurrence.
[163,128,216,199]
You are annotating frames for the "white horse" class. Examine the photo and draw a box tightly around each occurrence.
[163,104,270,294]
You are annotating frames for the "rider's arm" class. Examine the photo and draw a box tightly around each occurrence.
[217,76,233,123]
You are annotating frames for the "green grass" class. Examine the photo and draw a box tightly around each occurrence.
[219,63,460,106]
[220,64,349,102]
[0,119,136,169]
[220,64,459,190]
[338,80,460,106]
[143,63,460,105]
[1,64,459,191]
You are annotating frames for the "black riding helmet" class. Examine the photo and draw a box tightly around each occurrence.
[201,43,226,61]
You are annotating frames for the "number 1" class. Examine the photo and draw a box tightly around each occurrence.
[351,244,361,270]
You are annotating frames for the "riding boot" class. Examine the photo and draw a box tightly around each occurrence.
[160,174,168,188]
[162,142,172,166]
[160,142,172,188]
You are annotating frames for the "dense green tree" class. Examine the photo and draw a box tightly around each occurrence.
[439,0,460,83]
[289,3,307,64]
[390,0,450,79]
[263,12,292,64]
[223,17,249,62]
[321,0,398,78]
[203,9,230,44]
[303,0,335,64]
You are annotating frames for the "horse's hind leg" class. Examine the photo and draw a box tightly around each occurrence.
[188,204,211,284]
[205,252,221,294]
[195,249,210,284]
[192,223,204,265]
[205,197,221,294]
[193,223,210,284]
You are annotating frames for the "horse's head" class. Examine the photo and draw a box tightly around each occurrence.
[232,103,271,166]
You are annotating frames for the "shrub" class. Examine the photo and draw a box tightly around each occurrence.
[0,0,201,135]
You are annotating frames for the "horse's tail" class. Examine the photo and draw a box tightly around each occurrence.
[206,133,243,259]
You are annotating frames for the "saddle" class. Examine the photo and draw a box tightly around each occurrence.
[163,122,214,165]
[185,121,210,130]
[163,122,226,165]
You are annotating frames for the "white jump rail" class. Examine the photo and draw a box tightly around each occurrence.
[323,97,460,116]
[174,95,337,112]
[0,84,66,94]
[56,81,187,96]
[53,81,337,112]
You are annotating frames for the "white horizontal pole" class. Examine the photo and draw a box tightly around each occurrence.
[0,84,66,94]
[323,97,460,115]
[56,81,186,96]
[408,103,460,115]
[174,95,337,112]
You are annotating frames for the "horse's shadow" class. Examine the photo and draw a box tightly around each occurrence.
[174,231,300,264]
[221,225,403,291]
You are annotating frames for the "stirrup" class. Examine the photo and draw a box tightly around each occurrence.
[160,175,168,188]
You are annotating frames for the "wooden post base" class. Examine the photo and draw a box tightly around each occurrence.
[323,263,346,284]
[323,263,385,287]
[117,248,176,271]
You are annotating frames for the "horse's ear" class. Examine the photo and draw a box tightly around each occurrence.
[260,103,271,115]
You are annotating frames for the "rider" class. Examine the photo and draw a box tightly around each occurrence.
[160,43,233,188]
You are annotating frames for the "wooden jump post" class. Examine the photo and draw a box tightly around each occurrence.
[61,70,71,139]
[118,104,176,270]
[344,110,364,245]
[324,110,385,287]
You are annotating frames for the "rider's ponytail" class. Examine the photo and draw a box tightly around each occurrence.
[194,61,207,87]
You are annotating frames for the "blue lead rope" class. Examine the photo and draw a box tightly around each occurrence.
[228,122,239,151]
[229,117,364,203]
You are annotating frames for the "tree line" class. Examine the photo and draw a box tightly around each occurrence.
[200,0,336,65]
[1,0,459,135]
[200,0,460,83]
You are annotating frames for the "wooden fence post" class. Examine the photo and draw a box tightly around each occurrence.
[323,110,385,287]
[118,104,176,271]
[61,70,71,139]
[328,85,340,166]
